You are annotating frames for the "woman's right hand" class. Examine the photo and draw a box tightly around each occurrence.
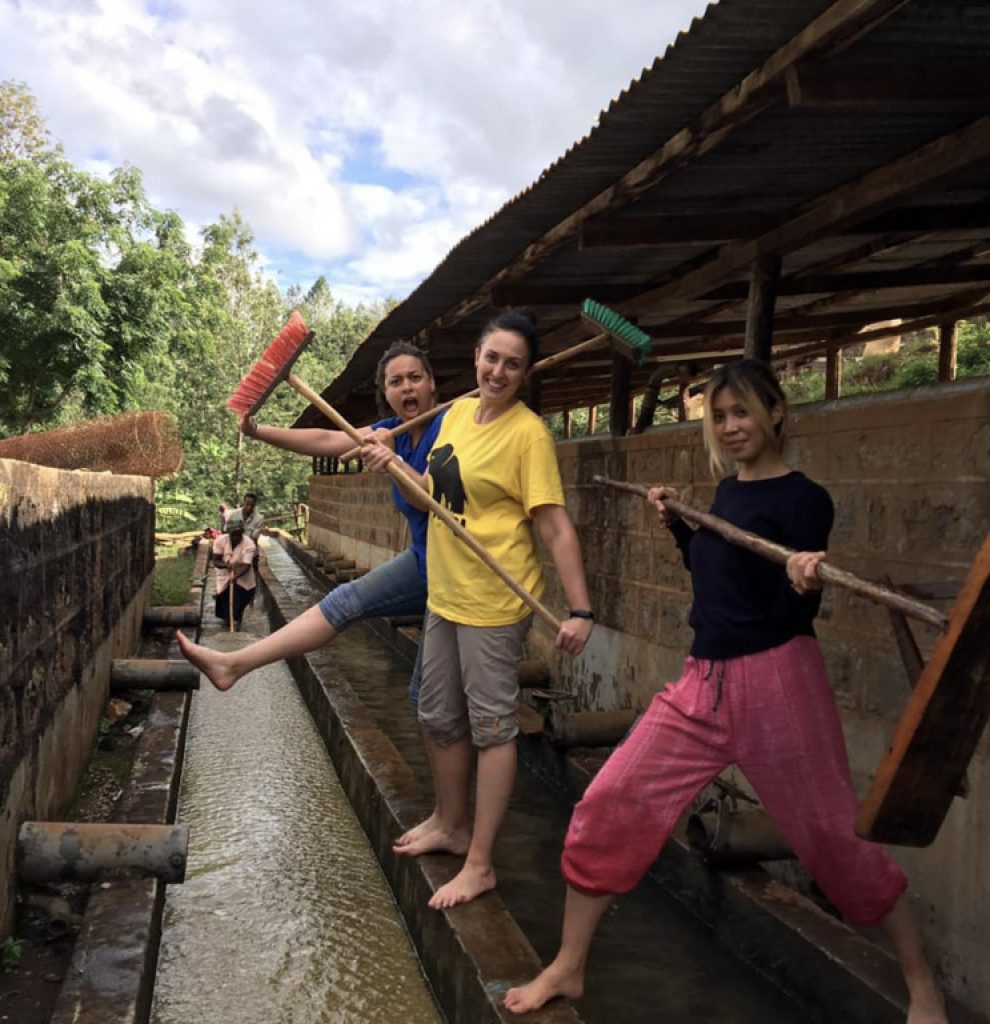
[238,411,258,438]
[647,486,680,527]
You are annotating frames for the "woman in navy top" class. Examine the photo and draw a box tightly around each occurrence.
[506,360,945,1023]
[177,340,444,704]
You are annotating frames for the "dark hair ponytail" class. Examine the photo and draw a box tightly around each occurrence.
[478,308,539,366]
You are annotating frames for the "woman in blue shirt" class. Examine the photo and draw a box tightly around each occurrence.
[177,340,444,703]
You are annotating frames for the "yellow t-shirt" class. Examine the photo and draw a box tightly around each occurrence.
[426,398,564,626]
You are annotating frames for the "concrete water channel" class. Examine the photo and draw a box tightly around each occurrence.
[152,538,814,1022]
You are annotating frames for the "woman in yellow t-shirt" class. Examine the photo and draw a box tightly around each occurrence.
[362,309,594,911]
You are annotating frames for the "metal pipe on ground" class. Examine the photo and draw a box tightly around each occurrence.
[142,605,200,628]
[18,823,189,884]
[110,659,200,692]
[687,808,793,867]
[547,708,639,748]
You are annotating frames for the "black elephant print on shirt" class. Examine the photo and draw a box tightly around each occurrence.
[429,443,467,524]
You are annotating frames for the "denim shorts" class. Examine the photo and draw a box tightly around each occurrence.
[318,548,427,706]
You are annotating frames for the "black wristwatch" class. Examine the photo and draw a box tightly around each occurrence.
[568,609,594,620]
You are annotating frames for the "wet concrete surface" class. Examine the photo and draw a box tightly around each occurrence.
[150,565,441,1024]
[263,542,806,1024]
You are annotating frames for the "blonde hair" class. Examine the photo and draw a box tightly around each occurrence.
[701,360,787,479]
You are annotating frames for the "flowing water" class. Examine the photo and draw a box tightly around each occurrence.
[150,544,442,1024]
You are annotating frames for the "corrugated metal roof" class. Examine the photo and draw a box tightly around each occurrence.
[298,0,990,425]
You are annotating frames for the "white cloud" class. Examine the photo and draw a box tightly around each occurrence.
[0,0,712,300]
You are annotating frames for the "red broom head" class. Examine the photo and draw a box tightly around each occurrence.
[227,311,313,415]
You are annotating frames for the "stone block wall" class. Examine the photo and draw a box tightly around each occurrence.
[303,379,990,1013]
[0,458,154,932]
[308,472,408,571]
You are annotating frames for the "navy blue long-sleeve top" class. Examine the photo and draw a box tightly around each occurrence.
[669,471,834,660]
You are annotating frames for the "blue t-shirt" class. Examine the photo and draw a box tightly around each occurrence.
[371,411,447,580]
[671,471,834,660]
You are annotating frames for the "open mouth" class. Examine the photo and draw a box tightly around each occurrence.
[402,398,420,415]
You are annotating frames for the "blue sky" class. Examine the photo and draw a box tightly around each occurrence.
[0,0,712,306]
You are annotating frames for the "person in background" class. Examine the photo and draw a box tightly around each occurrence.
[212,511,257,630]
[236,492,265,541]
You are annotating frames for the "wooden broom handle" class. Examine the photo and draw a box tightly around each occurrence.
[289,372,562,632]
[594,475,949,630]
[337,332,609,461]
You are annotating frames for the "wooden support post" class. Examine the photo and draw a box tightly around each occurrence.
[562,407,572,439]
[678,379,690,422]
[587,405,598,435]
[743,254,781,362]
[610,353,632,437]
[526,372,543,414]
[826,345,843,399]
[18,822,188,884]
[938,319,958,382]
[111,659,200,692]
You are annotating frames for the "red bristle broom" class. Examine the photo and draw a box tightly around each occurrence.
[227,313,562,631]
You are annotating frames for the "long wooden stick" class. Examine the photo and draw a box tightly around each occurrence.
[228,579,235,633]
[290,373,561,632]
[337,332,610,461]
[594,475,949,630]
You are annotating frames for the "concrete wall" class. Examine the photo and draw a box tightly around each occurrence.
[0,458,155,933]
[304,379,990,1015]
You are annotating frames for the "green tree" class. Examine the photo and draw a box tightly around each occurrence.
[0,80,51,163]
[0,154,189,433]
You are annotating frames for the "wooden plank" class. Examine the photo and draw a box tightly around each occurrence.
[611,354,631,437]
[580,212,776,247]
[856,529,990,845]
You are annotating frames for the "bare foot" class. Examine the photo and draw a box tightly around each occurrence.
[393,810,442,850]
[428,862,496,910]
[393,822,470,858]
[175,630,241,692]
[504,960,584,1015]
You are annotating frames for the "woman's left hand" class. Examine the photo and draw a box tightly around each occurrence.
[786,551,826,594]
[556,616,593,654]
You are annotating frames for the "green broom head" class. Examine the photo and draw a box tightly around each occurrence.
[580,298,652,365]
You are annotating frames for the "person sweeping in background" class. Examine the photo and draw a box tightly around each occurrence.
[176,340,445,704]
[212,511,257,631]
[362,310,594,910]
[504,359,945,1024]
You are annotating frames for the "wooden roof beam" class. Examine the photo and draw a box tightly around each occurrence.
[703,262,990,300]
[580,205,990,250]
[420,0,912,334]
[786,61,990,108]
[623,111,990,316]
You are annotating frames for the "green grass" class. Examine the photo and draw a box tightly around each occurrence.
[152,549,195,605]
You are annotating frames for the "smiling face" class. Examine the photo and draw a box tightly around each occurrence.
[382,354,436,421]
[474,329,530,410]
[710,386,782,468]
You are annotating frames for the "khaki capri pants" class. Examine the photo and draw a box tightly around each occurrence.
[417,611,532,748]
